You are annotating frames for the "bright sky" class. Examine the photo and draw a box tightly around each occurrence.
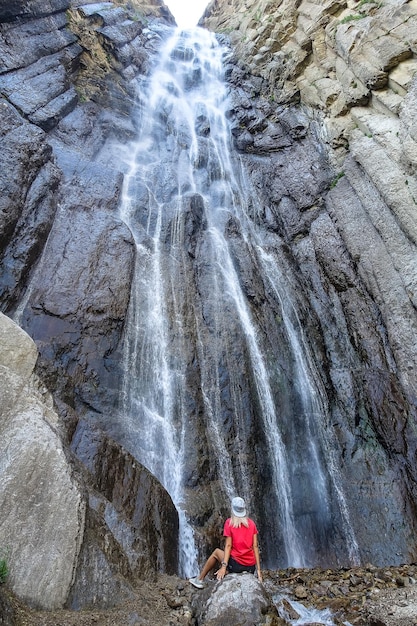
[165,0,210,28]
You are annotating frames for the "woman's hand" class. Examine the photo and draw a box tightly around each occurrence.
[216,565,227,580]
[257,569,263,583]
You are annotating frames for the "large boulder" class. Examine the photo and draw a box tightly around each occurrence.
[0,312,85,610]
[191,574,281,626]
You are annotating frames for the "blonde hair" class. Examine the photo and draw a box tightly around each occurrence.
[230,515,249,528]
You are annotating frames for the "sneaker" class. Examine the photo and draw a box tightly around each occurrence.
[189,576,205,589]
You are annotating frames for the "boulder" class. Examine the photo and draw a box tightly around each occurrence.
[191,573,281,626]
[0,312,85,610]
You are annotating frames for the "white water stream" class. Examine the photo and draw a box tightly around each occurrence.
[117,26,359,575]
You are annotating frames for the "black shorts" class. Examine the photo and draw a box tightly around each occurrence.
[227,556,256,574]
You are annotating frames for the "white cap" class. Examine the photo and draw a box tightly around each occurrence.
[231,496,246,517]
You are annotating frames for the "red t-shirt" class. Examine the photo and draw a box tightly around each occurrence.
[223,518,258,566]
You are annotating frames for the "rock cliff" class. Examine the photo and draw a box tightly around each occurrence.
[201,0,417,396]
[1,0,417,616]
[0,0,179,611]
[201,0,417,560]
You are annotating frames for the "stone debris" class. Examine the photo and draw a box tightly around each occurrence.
[265,564,417,625]
[2,565,417,625]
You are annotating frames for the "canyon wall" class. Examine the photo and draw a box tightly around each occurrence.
[1,0,417,612]
[200,0,417,560]
[0,0,178,610]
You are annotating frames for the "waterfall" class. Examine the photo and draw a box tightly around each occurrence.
[257,249,360,565]
[117,26,358,574]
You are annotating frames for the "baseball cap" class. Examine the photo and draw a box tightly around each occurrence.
[231,496,247,517]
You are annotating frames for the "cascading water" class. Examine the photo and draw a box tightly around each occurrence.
[256,249,360,566]
[117,26,358,575]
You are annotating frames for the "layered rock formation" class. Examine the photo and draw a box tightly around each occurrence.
[201,0,417,562]
[202,0,417,395]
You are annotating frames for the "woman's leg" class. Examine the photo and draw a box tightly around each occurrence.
[199,548,224,580]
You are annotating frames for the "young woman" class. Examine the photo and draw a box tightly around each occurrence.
[189,496,262,588]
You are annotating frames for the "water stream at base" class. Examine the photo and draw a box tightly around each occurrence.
[117,26,359,576]
[273,592,353,626]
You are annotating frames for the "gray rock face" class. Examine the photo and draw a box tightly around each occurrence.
[0,100,60,312]
[68,420,179,608]
[202,0,417,565]
[0,312,85,610]
[21,206,135,413]
[0,0,70,23]
[191,574,278,626]
[226,89,417,560]
[1,0,417,615]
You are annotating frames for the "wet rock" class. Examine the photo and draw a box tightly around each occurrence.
[0,100,60,311]
[222,69,417,566]
[68,421,179,609]
[0,56,77,128]
[281,597,301,620]
[51,141,124,209]
[0,12,78,72]
[173,192,207,258]
[21,206,135,411]
[0,10,81,130]
[200,0,417,480]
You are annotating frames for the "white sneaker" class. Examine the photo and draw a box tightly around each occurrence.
[189,576,205,589]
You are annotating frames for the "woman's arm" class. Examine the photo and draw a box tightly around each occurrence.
[253,534,262,582]
[216,536,232,580]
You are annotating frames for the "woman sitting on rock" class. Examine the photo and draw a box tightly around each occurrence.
[189,496,262,588]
